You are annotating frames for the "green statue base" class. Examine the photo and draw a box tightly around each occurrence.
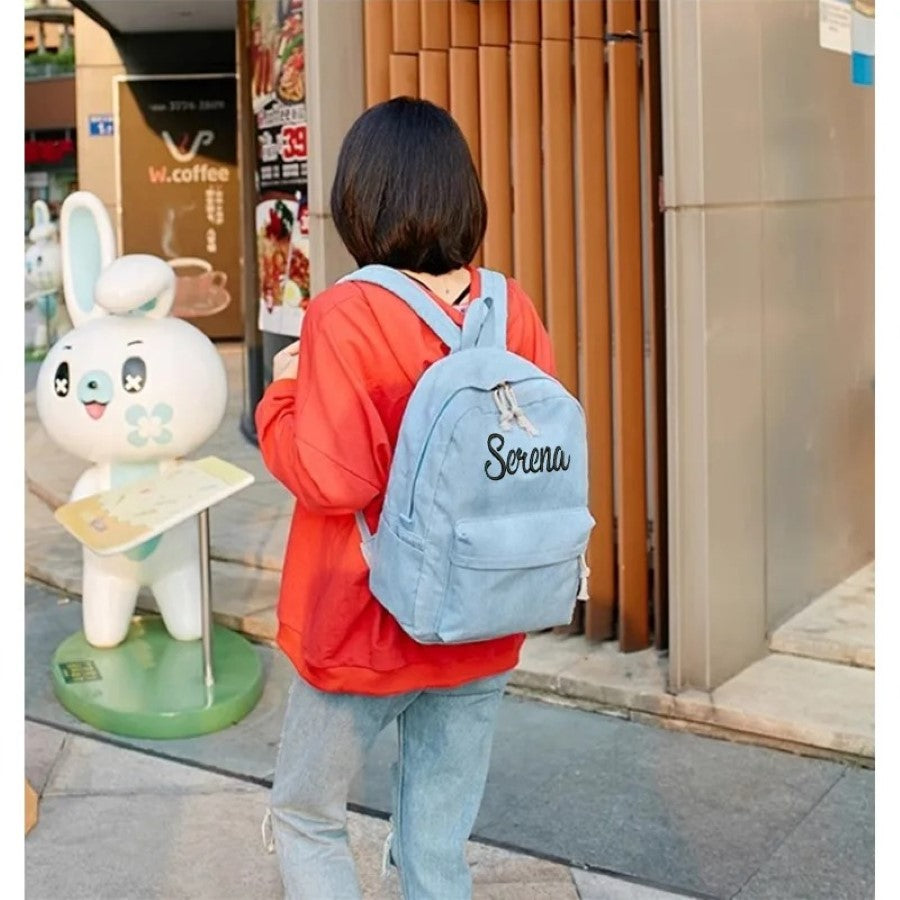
[51,615,264,739]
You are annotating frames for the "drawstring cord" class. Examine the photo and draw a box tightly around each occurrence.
[502,384,539,437]
[492,386,515,431]
[493,383,539,436]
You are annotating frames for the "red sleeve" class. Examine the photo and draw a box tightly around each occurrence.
[506,278,558,379]
[254,290,390,514]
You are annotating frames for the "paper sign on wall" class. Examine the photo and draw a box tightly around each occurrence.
[88,114,114,137]
[820,0,852,53]
[820,0,874,86]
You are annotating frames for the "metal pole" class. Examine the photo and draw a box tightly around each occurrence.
[198,508,214,687]
[236,1,264,447]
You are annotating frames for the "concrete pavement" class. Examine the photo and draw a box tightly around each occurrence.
[25,720,686,900]
[25,580,873,900]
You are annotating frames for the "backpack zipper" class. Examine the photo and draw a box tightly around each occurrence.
[405,387,469,520]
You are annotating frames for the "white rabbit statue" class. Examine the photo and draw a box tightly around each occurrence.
[36,191,229,649]
[24,199,66,356]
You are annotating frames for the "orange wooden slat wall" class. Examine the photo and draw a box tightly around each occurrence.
[540,38,578,396]
[479,0,510,45]
[573,0,603,38]
[420,0,450,49]
[640,0,660,31]
[357,0,667,649]
[509,42,544,316]
[510,0,541,43]
[419,50,449,109]
[449,0,479,47]
[607,22,650,649]
[389,54,419,98]
[607,0,639,33]
[574,35,616,640]
[449,47,480,168]
[449,46,482,266]
[478,45,512,274]
[364,0,393,106]
[541,0,572,39]
[392,0,421,53]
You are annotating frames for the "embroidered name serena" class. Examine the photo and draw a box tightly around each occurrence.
[484,432,570,481]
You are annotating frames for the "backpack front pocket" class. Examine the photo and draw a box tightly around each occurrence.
[435,507,595,643]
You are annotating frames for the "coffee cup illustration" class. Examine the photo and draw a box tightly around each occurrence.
[168,257,231,317]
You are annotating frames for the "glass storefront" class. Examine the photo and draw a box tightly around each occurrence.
[24,130,77,234]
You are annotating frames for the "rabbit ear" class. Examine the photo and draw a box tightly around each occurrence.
[94,255,176,319]
[28,200,57,244]
[32,200,50,227]
[60,191,117,327]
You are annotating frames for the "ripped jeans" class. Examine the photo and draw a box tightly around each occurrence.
[267,669,511,900]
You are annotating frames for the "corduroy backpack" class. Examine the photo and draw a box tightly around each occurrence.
[340,265,594,644]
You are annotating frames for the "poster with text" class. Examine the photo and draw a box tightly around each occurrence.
[116,75,242,340]
[250,0,310,337]
[820,0,852,53]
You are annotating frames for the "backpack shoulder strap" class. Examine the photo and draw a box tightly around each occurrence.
[460,268,508,351]
[340,264,462,352]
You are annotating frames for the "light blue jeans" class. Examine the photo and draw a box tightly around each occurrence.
[269,669,511,899]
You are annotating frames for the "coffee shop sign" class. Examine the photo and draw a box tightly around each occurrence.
[163,129,215,164]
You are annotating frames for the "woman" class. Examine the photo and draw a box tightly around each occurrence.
[256,97,556,899]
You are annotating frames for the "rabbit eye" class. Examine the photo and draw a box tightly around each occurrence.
[122,357,146,393]
[36,255,43,265]
[54,362,69,397]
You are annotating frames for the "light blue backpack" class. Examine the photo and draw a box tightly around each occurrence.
[340,265,595,644]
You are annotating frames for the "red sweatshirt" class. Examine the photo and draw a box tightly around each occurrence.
[255,267,557,695]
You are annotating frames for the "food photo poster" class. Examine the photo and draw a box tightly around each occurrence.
[250,0,310,338]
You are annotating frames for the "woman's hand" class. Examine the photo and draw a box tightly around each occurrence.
[272,340,301,381]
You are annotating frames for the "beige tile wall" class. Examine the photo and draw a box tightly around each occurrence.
[662,0,874,690]
[698,0,763,206]
[758,1,874,202]
[704,207,768,685]
[762,199,874,627]
[305,0,364,292]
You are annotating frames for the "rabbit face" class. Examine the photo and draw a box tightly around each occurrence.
[36,191,228,466]
[25,240,61,293]
[37,315,228,465]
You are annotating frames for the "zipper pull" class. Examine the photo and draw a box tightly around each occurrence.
[577,553,591,601]
[503,384,539,437]
[492,385,515,431]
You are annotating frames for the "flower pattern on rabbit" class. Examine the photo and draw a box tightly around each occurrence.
[126,403,174,447]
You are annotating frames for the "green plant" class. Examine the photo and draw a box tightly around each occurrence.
[26,48,74,68]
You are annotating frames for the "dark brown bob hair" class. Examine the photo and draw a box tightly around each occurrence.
[330,97,487,275]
